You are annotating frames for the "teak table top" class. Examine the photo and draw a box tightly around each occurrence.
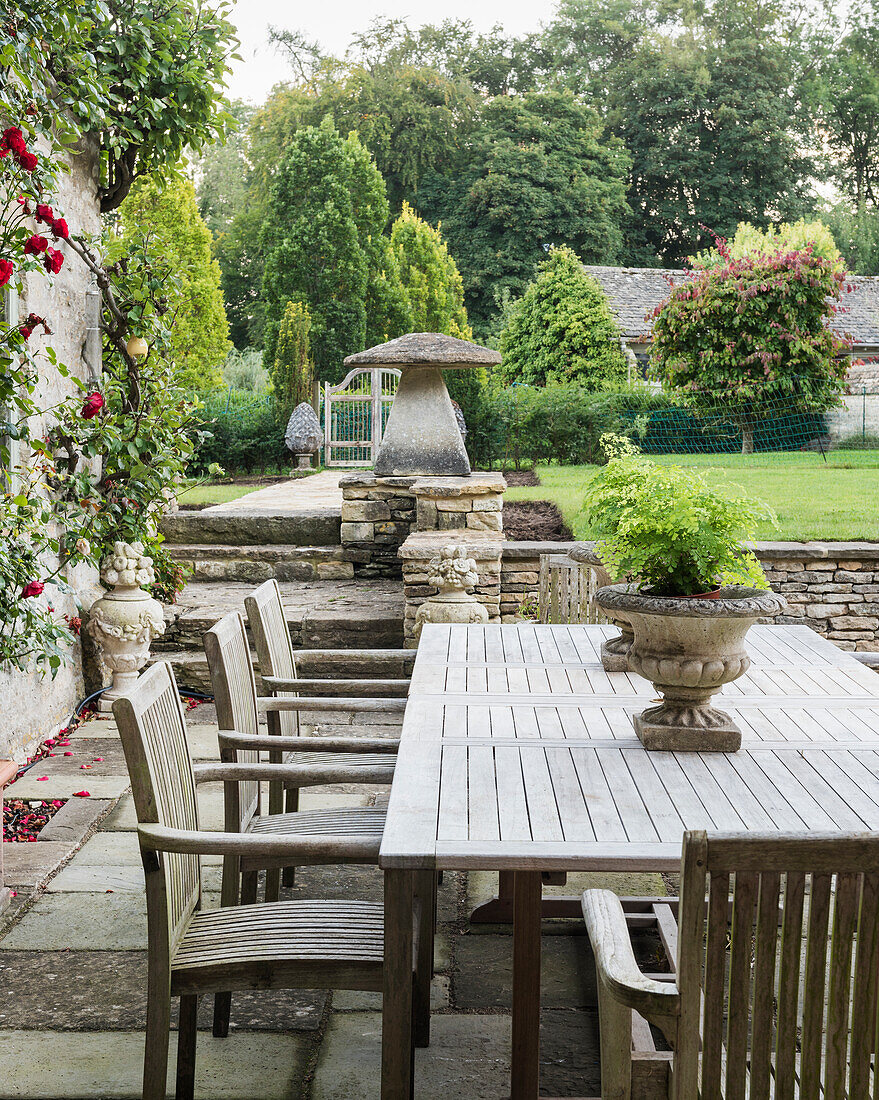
[380,624,879,872]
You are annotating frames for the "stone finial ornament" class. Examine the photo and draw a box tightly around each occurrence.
[87,541,165,712]
[344,333,500,476]
[284,403,324,469]
[414,544,489,640]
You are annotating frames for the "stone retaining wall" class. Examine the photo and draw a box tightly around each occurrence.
[501,541,879,650]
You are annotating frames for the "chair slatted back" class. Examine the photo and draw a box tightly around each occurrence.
[245,579,299,738]
[113,662,200,954]
[203,610,260,831]
[674,831,879,1099]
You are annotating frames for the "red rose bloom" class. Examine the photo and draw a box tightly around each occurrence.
[20,581,45,599]
[17,150,38,172]
[81,392,104,419]
[35,203,54,224]
[19,313,48,340]
[2,127,27,156]
[23,234,48,256]
[50,217,69,239]
[0,259,12,286]
[43,247,63,274]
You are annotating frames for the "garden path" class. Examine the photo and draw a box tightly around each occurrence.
[203,470,344,514]
[0,700,666,1098]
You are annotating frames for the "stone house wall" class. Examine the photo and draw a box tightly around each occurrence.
[0,138,102,762]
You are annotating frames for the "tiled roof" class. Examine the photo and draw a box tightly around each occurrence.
[583,265,879,350]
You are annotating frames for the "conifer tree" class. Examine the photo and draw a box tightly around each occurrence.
[390,202,471,337]
[272,301,314,417]
[116,175,230,389]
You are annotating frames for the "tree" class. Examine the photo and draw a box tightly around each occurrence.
[116,175,230,390]
[419,90,630,336]
[823,203,879,274]
[821,17,879,208]
[499,247,627,387]
[543,0,822,263]
[260,120,391,381]
[651,247,850,453]
[272,301,314,416]
[694,219,843,266]
[389,202,471,336]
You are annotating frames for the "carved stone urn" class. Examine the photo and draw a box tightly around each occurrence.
[414,545,489,641]
[87,541,165,711]
[569,544,633,672]
[595,584,786,751]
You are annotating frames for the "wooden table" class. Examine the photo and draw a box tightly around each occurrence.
[379,624,879,1099]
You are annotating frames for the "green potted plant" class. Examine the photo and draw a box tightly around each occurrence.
[585,443,786,751]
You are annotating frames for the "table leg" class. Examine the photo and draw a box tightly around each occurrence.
[511,870,542,1100]
[382,868,414,1100]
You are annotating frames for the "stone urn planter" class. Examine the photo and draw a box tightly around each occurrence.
[414,545,489,641]
[569,544,633,672]
[595,584,786,751]
[87,542,165,712]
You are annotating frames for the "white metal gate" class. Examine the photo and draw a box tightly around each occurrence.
[323,366,400,467]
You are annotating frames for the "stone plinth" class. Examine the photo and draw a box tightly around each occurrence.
[339,471,507,578]
[400,530,503,646]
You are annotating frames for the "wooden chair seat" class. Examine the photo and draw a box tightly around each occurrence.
[283,748,396,771]
[171,898,385,991]
[247,805,386,839]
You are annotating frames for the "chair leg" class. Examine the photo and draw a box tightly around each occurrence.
[282,786,300,887]
[175,994,198,1100]
[241,869,259,906]
[144,970,172,1100]
[596,976,633,1100]
[212,992,232,1039]
[413,869,435,1048]
[264,867,281,902]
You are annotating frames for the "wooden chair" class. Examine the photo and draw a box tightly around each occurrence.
[243,579,408,875]
[113,661,419,1100]
[583,830,879,1099]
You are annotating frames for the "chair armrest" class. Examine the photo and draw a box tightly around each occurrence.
[137,823,379,864]
[192,761,394,787]
[257,695,407,714]
[262,675,410,697]
[582,890,680,1019]
[218,730,399,754]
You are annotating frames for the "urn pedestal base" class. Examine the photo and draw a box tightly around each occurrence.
[633,701,742,752]
[600,622,633,673]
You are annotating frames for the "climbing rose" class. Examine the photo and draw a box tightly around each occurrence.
[23,234,47,256]
[35,203,53,224]
[1,127,27,157]
[0,259,12,286]
[19,313,48,340]
[81,392,104,419]
[20,581,45,599]
[17,150,37,172]
[51,217,68,239]
[43,247,63,274]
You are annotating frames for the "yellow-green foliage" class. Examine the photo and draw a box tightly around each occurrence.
[696,219,843,268]
[117,175,230,389]
[389,202,472,338]
[273,301,314,415]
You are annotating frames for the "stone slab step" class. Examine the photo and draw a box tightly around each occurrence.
[168,543,366,583]
[153,648,414,693]
[160,508,341,547]
[156,579,405,653]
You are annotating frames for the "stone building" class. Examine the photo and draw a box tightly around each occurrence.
[0,139,102,761]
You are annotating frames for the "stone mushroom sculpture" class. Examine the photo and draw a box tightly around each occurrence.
[343,333,501,476]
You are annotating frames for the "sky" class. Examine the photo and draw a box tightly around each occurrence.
[228,0,554,103]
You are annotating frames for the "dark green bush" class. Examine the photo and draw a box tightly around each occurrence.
[190,393,291,475]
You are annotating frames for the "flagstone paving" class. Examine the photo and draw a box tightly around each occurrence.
[0,700,667,1099]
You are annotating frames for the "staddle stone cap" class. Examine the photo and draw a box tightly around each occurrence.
[344,332,501,368]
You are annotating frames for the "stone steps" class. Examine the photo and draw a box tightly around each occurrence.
[161,508,341,547]
[156,578,405,655]
[167,543,365,583]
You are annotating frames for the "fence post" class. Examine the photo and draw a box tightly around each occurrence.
[371,367,382,459]
[323,382,330,466]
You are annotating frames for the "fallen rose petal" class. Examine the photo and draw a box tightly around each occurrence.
[93,757,103,762]
[72,790,89,797]
[63,752,73,757]
[80,764,91,770]
[36,776,48,781]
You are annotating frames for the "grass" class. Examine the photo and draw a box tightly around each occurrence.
[503,452,879,542]
[176,482,260,505]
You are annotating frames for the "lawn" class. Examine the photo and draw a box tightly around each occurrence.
[503,452,879,541]
[176,482,260,505]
